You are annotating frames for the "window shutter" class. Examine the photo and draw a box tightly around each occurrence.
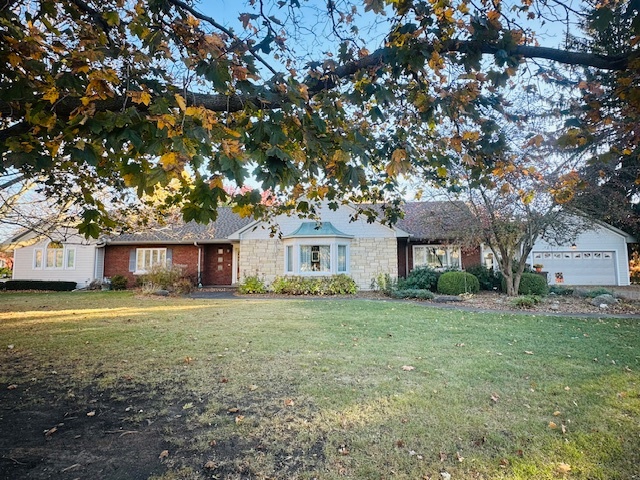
[129,249,136,272]
[166,248,173,266]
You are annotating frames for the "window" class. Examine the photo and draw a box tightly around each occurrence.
[286,245,293,273]
[413,245,461,270]
[337,245,347,272]
[46,241,64,268]
[136,248,166,273]
[66,248,76,269]
[300,245,330,272]
[34,249,43,269]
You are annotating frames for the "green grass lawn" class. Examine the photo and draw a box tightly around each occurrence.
[1,291,639,479]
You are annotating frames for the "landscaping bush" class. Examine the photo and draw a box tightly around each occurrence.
[403,266,439,291]
[1,280,77,291]
[465,264,502,291]
[517,272,549,295]
[370,273,396,294]
[511,295,542,309]
[581,287,614,298]
[238,275,267,294]
[270,275,357,295]
[390,289,434,300]
[549,285,574,296]
[110,274,128,291]
[437,271,480,295]
[0,267,11,278]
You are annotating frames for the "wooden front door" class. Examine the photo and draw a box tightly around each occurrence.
[204,244,233,285]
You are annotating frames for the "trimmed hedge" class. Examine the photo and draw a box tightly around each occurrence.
[390,289,435,300]
[516,272,549,296]
[270,275,357,295]
[464,264,502,291]
[1,280,77,291]
[436,271,480,295]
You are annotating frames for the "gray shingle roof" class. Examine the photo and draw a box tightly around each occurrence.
[106,207,253,244]
[395,201,477,240]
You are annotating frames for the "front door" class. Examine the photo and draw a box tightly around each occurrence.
[204,244,233,285]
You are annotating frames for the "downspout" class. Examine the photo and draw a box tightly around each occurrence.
[194,242,202,288]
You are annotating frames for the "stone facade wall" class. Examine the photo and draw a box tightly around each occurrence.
[238,237,397,291]
[349,237,398,290]
[238,239,283,285]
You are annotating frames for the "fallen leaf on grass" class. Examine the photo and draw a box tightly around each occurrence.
[159,450,169,459]
[561,423,567,434]
[564,386,571,391]
[556,463,571,474]
[86,411,96,417]
[455,343,465,347]
[500,458,509,466]
[204,460,216,469]
[7,345,14,350]
[7,384,17,390]
[337,444,349,455]
[235,415,245,423]
[439,451,447,462]
[184,356,192,364]
[44,427,57,437]
[284,398,295,407]
[524,351,534,355]
[553,411,561,416]
[549,421,557,429]
[220,377,229,383]
[227,407,239,413]
[490,393,500,403]
[456,451,464,462]
[402,365,415,371]
[183,402,194,410]
[249,384,258,391]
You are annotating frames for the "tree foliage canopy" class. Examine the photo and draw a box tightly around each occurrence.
[1,0,638,237]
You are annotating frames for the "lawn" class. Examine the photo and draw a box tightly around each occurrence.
[0,292,638,480]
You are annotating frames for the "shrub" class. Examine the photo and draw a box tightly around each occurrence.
[437,271,480,295]
[404,266,439,291]
[582,287,614,298]
[390,289,434,300]
[517,273,549,296]
[0,267,11,278]
[271,275,357,295]
[1,280,77,291]
[238,275,267,294]
[511,295,542,309]
[140,264,185,290]
[464,264,502,291]
[110,274,128,291]
[549,285,574,296]
[173,278,194,295]
[327,274,358,295]
[370,273,396,294]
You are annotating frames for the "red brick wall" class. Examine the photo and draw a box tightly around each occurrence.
[104,244,200,287]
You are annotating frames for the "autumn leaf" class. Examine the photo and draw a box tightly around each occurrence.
[235,415,245,423]
[159,450,169,459]
[87,410,96,417]
[490,393,500,403]
[524,351,534,355]
[553,410,561,416]
[337,444,349,455]
[227,407,239,413]
[402,365,415,371]
[284,398,295,407]
[548,421,557,429]
[249,384,258,391]
[556,463,571,474]
[44,427,57,436]
[204,460,216,469]
[7,384,17,390]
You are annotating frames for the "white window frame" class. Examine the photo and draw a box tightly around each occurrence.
[283,240,350,276]
[65,248,76,269]
[413,245,461,270]
[135,247,167,274]
[45,241,65,269]
[33,248,43,269]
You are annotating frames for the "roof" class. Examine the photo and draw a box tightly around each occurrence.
[283,222,354,239]
[395,201,477,240]
[105,207,253,244]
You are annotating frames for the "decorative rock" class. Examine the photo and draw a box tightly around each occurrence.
[590,294,618,307]
[433,295,463,303]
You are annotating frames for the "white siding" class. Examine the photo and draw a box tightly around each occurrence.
[239,203,398,240]
[531,224,631,286]
[12,234,99,288]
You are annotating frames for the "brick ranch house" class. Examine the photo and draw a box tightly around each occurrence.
[6,202,635,288]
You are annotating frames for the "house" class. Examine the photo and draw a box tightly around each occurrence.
[8,225,104,288]
[4,202,636,289]
[527,220,636,286]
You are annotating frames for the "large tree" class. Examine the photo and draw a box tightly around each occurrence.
[1,0,637,236]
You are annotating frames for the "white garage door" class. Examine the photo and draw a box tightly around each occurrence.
[532,251,617,286]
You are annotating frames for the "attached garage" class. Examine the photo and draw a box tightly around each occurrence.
[529,219,636,286]
[531,250,617,286]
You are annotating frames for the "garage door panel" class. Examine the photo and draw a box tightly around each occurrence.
[532,251,616,285]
